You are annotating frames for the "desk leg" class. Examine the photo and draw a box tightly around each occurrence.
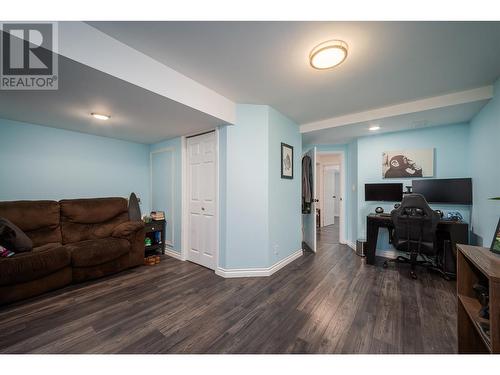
[366,220,378,265]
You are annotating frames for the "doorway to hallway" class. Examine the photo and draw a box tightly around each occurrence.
[316,152,343,248]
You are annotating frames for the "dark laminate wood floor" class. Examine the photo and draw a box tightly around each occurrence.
[0,224,457,354]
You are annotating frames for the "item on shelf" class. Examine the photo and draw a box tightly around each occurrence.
[446,211,464,222]
[375,207,384,214]
[491,218,500,254]
[473,283,490,319]
[151,211,165,221]
[145,237,152,247]
[128,192,142,221]
[155,231,162,244]
[143,215,152,223]
[143,255,161,266]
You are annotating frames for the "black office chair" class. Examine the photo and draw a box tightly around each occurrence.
[384,194,440,279]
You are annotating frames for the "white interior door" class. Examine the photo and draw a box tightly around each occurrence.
[302,147,317,252]
[187,131,217,270]
[323,168,336,226]
[334,170,340,217]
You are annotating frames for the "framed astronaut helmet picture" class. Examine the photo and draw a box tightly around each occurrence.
[382,149,434,179]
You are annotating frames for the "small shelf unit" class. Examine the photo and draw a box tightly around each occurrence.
[457,244,500,353]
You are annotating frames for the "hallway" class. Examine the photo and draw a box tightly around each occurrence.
[317,217,340,245]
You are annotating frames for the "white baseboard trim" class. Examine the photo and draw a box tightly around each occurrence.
[346,241,356,251]
[215,249,303,278]
[164,247,184,261]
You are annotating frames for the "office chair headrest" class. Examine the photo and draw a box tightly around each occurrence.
[393,193,435,218]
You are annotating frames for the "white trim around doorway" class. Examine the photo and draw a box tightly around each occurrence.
[317,150,346,245]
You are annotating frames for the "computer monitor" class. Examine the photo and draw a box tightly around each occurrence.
[365,183,403,202]
[412,178,472,205]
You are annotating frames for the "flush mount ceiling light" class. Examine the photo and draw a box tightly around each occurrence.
[91,113,110,121]
[309,40,348,70]
[369,125,380,131]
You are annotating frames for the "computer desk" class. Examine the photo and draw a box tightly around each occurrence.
[366,214,469,270]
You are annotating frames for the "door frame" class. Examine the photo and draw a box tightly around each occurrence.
[317,150,346,245]
[181,128,220,271]
[150,147,176,248]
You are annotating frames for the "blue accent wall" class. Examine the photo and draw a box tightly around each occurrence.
[268,107,302,264]
[222,105,270,268]
[356,123,472,253]
[220,105,302,269]
[347,140,358,247]
[0,118,150,210]
[469,78,500,246]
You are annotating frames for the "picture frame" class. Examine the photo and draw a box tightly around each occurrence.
[382,148,434,178]
[490,218,500,254]
[281,142,294,179]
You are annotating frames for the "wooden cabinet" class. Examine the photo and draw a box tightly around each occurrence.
[457,244,500,353]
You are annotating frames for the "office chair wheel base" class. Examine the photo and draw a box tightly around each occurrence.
[410,271,417,280]
[383,261,388,268]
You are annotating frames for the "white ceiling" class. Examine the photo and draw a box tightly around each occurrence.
[89,21,500,125]
[0,55,223,144]
[302,99,488,145]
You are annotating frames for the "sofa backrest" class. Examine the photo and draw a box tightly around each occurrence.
[0,200,62,247]
[60,197,129,244]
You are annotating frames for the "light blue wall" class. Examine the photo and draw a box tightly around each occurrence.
[356,123,472,252]
[347,140,358,246]
[0,118,150,210]
[268,107,302,264]
[222,105,270,268]
[149,137,182,251]
[469,78,500,246]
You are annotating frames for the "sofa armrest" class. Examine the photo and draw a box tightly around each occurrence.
[111,221,145,239]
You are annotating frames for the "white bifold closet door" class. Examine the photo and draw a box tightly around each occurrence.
[187,131,217,270]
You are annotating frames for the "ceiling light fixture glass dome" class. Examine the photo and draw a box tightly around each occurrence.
[309,40,348,70]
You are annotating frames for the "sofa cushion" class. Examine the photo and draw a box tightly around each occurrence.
[0,201,61,247]
[60,198,129,244]
[112,221,145,239]
[33,242,62,252]
[0,217,33,253]
[66,237,130,267]
[0,246,70,286]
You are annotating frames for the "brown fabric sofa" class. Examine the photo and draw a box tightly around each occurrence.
[0,198,145,306]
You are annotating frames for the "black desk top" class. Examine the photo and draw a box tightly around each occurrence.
[368,213,468,225]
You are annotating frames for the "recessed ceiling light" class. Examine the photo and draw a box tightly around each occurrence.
[91,113,110,121]
[369,125,380,131]
[309,40,348,70]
